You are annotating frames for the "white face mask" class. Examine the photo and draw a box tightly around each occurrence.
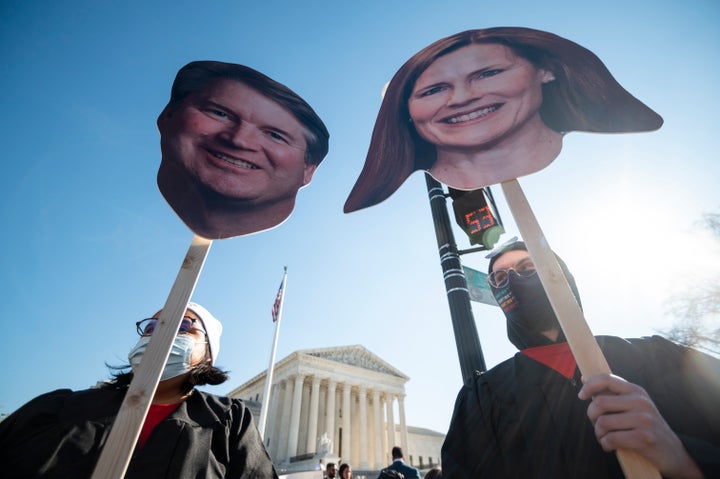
[128,335,199,381]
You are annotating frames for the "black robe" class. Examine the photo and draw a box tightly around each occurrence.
[0,386,277,479]
[441,335,720,478]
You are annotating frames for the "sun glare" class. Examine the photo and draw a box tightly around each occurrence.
[564,175,717,329]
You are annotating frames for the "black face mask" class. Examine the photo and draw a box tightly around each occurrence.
[491,259,581,350]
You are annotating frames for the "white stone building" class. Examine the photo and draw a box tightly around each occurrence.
[228,345,444,473]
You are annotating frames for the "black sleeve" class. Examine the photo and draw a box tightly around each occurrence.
[632,336,720,478]
[0,389,72,444]
[226,399,279,479]
[0,389,76,477]
[441,375,505,479]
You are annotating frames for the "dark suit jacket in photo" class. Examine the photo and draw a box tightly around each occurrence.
[385,460,420,479]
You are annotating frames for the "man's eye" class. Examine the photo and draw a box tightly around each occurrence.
[516,258,535,271]
[266,130,289,143]
[492,271,508,284]
[206,108,229,119]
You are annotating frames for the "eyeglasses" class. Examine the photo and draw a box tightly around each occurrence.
[487,256,537,288]
[135,316,205,337]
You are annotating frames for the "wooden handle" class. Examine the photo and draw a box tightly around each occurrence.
[501,179,660,479]
[91,235,212,479]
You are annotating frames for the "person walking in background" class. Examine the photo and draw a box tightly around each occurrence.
[338,463,353,479]
[441,240,720,478]
[324,462,338,479]
[423,466,442,479]
[379,447,420,479]
[0,302,277,479]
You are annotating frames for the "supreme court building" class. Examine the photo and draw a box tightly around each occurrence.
[228,345,444,472]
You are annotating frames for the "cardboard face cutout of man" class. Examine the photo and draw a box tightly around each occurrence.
[158,61,329,239]
[344,27,663,213]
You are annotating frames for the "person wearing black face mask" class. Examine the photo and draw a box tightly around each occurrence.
[441,241,720,479]
[486,243,580,351]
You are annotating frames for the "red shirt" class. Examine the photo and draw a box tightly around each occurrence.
[138,402,182,448]
[521,342,577,379]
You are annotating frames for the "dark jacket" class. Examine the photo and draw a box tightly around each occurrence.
[0,386,278,479]
[441,335,720,478]
[383,459,421,479]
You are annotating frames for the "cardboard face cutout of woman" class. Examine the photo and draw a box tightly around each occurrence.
[344,27,663,213]
[158,61,329,239]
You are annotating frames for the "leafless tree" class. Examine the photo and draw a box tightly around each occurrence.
[662,211,720,357]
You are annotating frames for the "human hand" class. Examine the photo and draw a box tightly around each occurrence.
[578,373,703,479]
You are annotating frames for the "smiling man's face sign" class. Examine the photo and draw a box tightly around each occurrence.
[157,76,317,239]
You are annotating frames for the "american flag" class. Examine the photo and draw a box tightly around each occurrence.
[271,274,286,323]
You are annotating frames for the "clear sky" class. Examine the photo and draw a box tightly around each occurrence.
[1,0,719,437]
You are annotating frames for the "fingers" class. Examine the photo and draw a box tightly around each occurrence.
[578,374,654,448]
[577,374,704,478]
[593,424,657,453]
[592,409,655,447]
[578,373,638,401]
[593,413,702,479]
[584,386,655,425]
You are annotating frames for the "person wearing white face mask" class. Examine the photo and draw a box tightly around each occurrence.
[0,302,277,479]
[127,301,225,404]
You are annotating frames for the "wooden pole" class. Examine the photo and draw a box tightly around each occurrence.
[91,234,212,479]
[501,179,660,479]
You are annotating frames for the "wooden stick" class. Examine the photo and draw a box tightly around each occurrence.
[91,234,212,479]
[501,179,660,479]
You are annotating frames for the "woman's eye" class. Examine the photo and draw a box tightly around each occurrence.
[478,69,503,79]
[419,85,447,97]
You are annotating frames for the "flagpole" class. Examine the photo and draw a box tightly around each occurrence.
[258,266,287,440]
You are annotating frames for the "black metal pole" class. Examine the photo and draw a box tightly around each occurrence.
[425,173,487,383]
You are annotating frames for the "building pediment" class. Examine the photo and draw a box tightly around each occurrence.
[228,344,441,472]
[301,345,408,379]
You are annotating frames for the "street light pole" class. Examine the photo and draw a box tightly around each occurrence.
[425,173,486,383]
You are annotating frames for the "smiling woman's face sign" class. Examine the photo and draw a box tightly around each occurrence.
[157,62,327,240]
[408,42,560,190]
[409,43,554,159]
[342,27,662,213]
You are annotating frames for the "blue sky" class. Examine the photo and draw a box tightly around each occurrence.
[1,0,719,436]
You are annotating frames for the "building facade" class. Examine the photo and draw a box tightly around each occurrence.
[228,345,442,472]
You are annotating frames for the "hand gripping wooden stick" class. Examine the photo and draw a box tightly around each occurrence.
[91,235,212,479]
[501,179,660,479]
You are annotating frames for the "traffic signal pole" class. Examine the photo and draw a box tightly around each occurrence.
[425,173,487,383]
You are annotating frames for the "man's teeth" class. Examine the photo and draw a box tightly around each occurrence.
[446,105,500,124]
[212,152,259,169]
